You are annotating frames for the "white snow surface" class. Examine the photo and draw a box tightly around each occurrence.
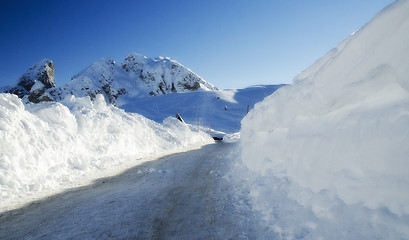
[0,143,264,240]
[118,85,284,134]
[241,0,409,237]
[0,93,213,211]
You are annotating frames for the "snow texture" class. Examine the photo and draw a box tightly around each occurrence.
[241,0,409,238]
[0,93,213,211]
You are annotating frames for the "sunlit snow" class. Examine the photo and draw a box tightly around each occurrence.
[0,0,408,239]
[241,0,409,238]
[0,94,213,211]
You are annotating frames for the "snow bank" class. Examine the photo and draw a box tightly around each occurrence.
[0,93,212,210]
[241,0,409,236]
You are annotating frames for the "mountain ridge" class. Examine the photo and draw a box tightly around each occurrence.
[3,53,218,104]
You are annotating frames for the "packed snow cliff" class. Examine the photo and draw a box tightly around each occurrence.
[241,0,409,238]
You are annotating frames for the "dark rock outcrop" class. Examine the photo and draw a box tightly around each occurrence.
[5,59,56,103]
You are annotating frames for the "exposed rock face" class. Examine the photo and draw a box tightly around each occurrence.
[5,59,55,103]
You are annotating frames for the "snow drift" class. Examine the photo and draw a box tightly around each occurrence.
[241,0,409,224]
[0,93,213,210]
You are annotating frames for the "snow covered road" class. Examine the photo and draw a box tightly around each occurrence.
[0,142,258,240]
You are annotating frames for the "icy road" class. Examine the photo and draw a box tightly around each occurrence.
[0,142,259,239]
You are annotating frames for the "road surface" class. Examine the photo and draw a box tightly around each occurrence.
[0,142,259,239]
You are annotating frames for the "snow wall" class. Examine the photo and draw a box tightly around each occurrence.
[0,93,213,210]
[241,0,409,219]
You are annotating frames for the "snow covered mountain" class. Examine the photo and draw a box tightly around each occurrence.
[54,53,217,103]
[121,53,217,95]
[55,58,131,103]
[3,53,217,104]
[4,59,55,103]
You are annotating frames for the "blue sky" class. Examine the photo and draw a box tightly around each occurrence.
[0,0,394,89]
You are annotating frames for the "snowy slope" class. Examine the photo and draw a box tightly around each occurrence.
[56,58,130,103]
[0,93,213,211]
[241,0,409,238]
[122,53,217,95]
[117,85,285,133]
[54,53,217,104]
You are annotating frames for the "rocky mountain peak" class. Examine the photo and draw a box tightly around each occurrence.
[5,59,55,102]
[19,59,55,91]
[57,53,217,104]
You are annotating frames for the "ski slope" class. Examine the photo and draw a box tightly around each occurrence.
[117,85,284,133]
